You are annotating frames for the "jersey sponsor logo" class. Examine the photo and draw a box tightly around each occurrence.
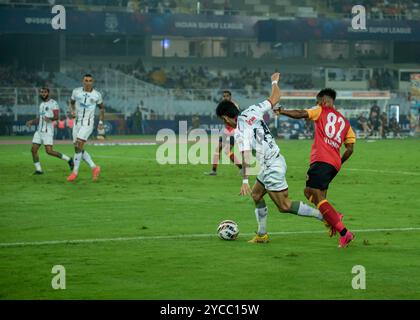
[246,116,256,125]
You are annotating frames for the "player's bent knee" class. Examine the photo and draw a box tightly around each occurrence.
[251,191,263,203]
[304,188,312,200]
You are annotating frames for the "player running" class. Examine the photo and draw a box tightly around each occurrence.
[216,73,324,244]
[26,87,73,175]
[205,90,242,176]
[278,88,356,248]
[67,74,104,182]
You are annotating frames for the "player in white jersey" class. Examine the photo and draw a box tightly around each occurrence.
[67,74,104,182]
[216,73,324,243]
[26,88,74,175]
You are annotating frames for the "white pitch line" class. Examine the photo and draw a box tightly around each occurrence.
[1,227,420,248]
[288,165,420,176]
[343,168,420,176]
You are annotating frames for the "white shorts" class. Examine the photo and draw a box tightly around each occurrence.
[256,153,288,192]
[32,131,53,146]
[73,124,94,143]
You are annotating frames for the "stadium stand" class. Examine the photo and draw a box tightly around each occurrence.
[2,0,419,20]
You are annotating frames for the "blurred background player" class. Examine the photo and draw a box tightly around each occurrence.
[205,90,242,176]
[67,74,104,182]
[216,73,324,244]
[278,88,356,248]
[26,88,73,174]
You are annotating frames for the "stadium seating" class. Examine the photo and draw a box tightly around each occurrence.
[2,0,418,20]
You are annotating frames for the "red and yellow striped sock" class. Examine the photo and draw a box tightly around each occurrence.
[317,200,345,233]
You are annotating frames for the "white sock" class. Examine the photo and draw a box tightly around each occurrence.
[73,152,82,174]
[61,154,70,161]
[82,151,96,169]
[34,162,42,172]
[255,207,268,235]
[297,202,323,220]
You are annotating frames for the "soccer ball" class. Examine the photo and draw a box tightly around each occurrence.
[217,220,239,240]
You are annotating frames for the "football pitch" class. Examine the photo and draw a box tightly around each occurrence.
[0,137,419,299]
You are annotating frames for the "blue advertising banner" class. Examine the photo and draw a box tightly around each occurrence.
[0,8,258,38]
[257,18,420,42]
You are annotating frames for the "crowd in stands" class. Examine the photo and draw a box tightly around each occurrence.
[328,0,420,20]
[115,62,313,92]
[0,67,49,88]
[0,108,14,135]
[356,105,403,138]
[5,0,420,20]
[369,69,395,90]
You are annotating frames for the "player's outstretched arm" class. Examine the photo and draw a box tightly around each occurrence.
[278,108,309,119]
[268,72,281,106]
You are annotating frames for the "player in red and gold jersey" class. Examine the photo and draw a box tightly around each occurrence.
[205,90,242,175]
[278,88,356,248]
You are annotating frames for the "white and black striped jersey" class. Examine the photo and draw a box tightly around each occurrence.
[71,87,103,126]
[234,100,279,163]
[37,99,59,134]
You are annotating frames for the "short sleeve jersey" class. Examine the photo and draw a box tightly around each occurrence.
[71,87,103,126]
[38,99,59,134]
[305,105,356,171]
[235,100,279,163]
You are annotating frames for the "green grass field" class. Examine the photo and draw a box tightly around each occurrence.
[1,137,420,299]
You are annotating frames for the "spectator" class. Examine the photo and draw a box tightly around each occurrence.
[380,112,388,138]
[368,105,382,137]
[132,105,143,134]
[57,115,67,140]
[66,114,74,140]
[389,116,401,138]
[357,112,370,137]
[408,111,417,136]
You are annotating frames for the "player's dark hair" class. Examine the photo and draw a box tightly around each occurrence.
[216,100,240,118]
[83,74,93,78]
[318,88,336,101]
[223,90,232,96]
[40,87,49,93]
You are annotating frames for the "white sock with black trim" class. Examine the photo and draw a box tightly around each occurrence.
[82,151,96,169]
[255,207,268,235]
[73,152,82,174]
